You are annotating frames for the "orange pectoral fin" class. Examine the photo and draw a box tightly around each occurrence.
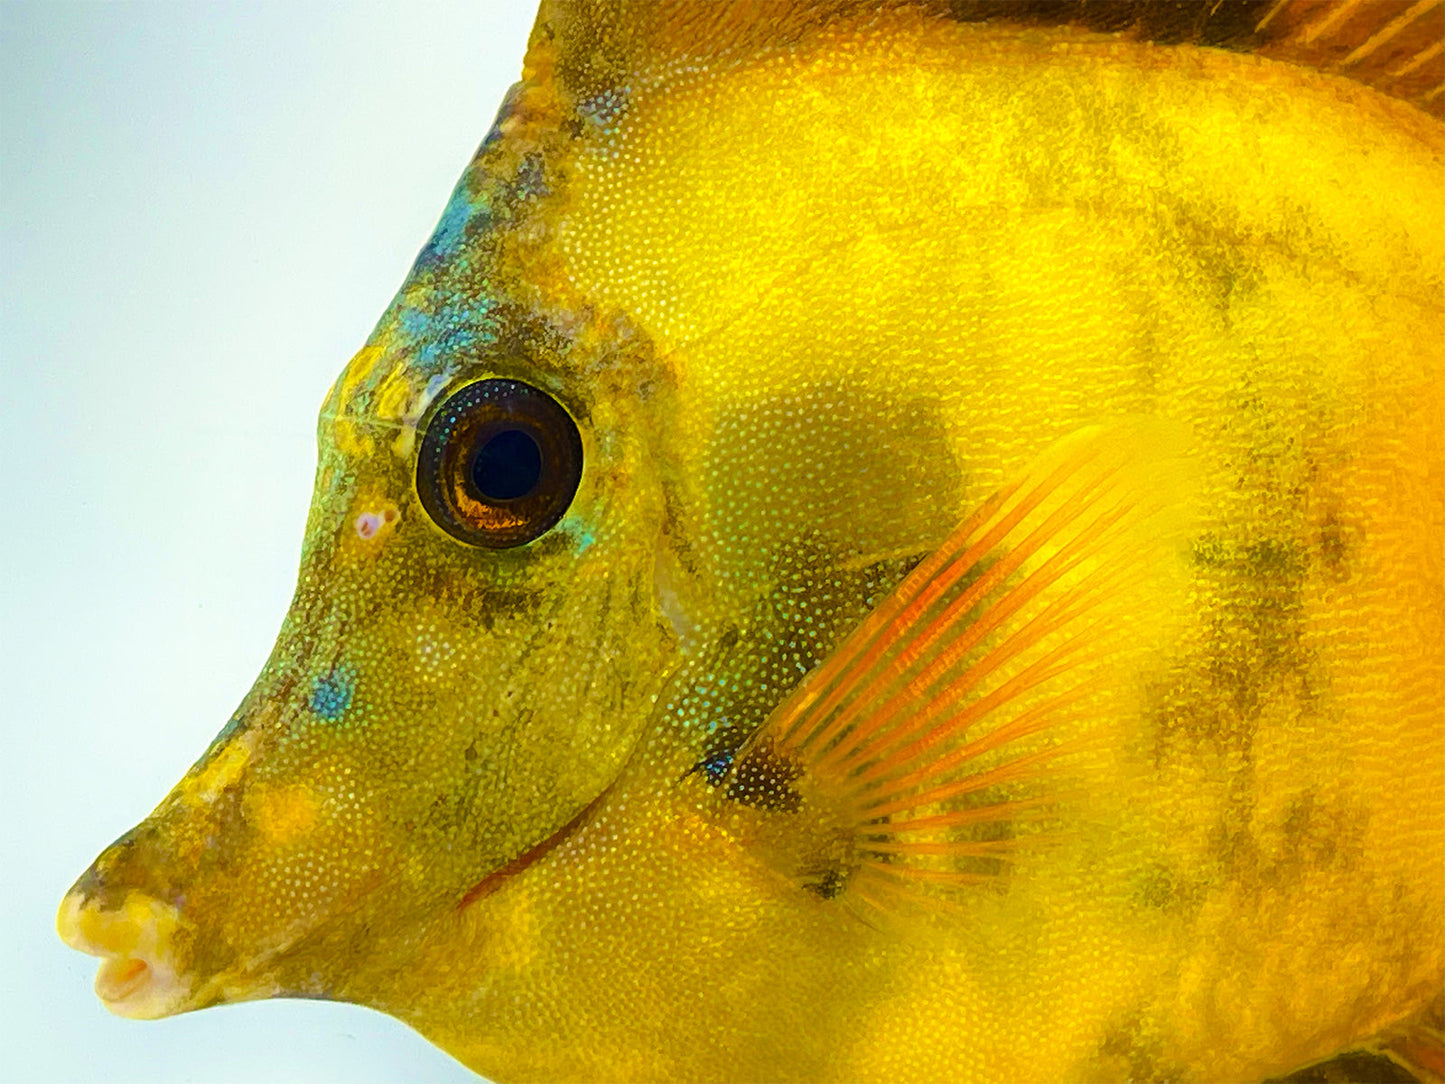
[730,420,1202,913]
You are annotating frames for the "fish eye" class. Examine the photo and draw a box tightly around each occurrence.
[416,378,583,548]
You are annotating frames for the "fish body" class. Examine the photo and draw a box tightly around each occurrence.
[59,2,1445,1082]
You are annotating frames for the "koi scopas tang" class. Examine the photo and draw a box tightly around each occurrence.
[59,3,1444,1081]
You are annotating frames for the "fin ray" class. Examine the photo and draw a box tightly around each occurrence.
[780,452,1125,758]
[726,420,1201,911]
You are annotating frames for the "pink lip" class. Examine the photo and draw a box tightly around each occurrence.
[56,889,192,1019]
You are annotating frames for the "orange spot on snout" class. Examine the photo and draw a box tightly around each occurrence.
[244,784,319,845]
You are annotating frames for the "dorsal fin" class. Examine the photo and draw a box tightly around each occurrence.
[725,421,1201,912]
[1255,0,1445,115]
[535,1,1444,119]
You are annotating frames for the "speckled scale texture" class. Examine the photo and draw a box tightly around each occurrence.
[58,2,1444,1083]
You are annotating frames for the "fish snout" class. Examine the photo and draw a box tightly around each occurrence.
[57,725,273,1017]
[56,883,190,1020]
[57,813,207,1020]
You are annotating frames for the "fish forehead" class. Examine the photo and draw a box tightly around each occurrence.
[560,19,1442,369]
[322,12,1443,520]
[547,16,1442,578]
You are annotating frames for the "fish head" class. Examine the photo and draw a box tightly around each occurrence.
[56,2,1007,1023]
[54,78,690,1013]
[45,0,1104,1028]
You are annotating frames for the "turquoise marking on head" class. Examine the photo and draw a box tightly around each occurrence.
[392,295,502,374]
[421,181,492,268]
[430,190,475,256]
[309,666,356,722]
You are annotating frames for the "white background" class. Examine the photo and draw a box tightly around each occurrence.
[2,3,536,1080]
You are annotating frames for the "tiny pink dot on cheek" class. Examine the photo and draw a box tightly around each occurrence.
[354,512,384,540]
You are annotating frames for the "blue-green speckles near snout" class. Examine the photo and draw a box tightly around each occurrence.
[309,665,357,722]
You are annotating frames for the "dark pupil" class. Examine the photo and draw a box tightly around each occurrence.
[470,428,542,501]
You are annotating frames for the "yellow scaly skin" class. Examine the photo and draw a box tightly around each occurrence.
[60,5,1443,1082]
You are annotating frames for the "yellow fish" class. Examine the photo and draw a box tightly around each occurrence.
[58,1,1445,1081]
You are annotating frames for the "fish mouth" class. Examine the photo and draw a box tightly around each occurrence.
[56,889,192,1020]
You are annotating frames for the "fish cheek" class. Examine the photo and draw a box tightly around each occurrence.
[293,526,672,904]
[288,384,670,902]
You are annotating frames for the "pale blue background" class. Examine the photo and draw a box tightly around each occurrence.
[1,3,536,1080]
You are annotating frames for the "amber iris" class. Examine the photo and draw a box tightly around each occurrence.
[416,378,583,548]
